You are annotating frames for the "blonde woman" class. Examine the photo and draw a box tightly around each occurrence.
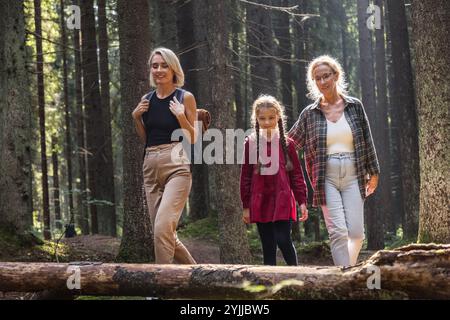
[288,55,380,267]
[132,47,197,264]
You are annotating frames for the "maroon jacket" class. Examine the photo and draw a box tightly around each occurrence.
[240,135,307,223]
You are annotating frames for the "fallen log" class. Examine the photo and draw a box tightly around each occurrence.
[0,244,449,299]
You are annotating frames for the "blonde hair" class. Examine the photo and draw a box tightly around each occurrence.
[250,95,292,172]
[306,55,348,101]
[148,47,185,88]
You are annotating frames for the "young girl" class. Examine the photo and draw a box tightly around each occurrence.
[240,95,308,266]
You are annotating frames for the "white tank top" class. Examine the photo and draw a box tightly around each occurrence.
[326,114,355,155]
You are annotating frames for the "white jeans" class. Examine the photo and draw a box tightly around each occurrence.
[321,153,365,267]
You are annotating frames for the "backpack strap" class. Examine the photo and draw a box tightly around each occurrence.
[175,88,185,104]
[144,90,156,102]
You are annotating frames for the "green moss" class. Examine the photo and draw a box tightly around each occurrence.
[177,216,220,242]
[0,225,69,262]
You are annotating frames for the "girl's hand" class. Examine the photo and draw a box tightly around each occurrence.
[243,208,250,224]
[169,96,185,117]
[299,204,308,222]
[132,97,149,119]
[365,174,379,197]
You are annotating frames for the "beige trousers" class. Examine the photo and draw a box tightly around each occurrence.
[143,142,196,264]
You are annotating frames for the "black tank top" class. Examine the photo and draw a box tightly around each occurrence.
[142,90,182,147]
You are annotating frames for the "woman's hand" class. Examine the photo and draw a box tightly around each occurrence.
[243,208,250,224]
[299,204,308,222]
[132,97,149,119]
[169,96,185,118]
[365,174,379,197]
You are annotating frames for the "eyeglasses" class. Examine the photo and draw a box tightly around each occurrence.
[314,72,335,82]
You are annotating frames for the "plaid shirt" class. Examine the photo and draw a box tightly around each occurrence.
[288,95,380,207]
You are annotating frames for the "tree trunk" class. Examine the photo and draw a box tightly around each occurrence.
[60,0,75,227]
[205,0,252,264]
[97,0,117,237]
[386,0,420,240]
[374,0,394,239]
[273,0,299,240]
[176,0,208,222]
[81,0,116,235]
[411,0,450,243]
[176,0,196,91]
[81,0,100,234]
[273,0,294,125]
[51,136,62,230]
[231,0,245,130]
[357,0,384,250]
[293,0,310,114]
[1,244,448,299]
[246,0,276,98]
[384,4,403,233]
[72,0,89,235]
[34,0,51,240]
[152,0,178,49]
[0,0,33,233]
[191,0,213,218]
[336,0,348,84]
[291,0,310,241]
[116,0,154,262]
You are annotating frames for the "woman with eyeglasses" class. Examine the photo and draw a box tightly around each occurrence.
[288,55,380,267]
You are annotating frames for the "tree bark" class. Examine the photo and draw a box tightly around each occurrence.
[116,0,154,262]
[97,0,117,237]
[0,0,33,233]
[374,0,394,238]
[152,0,178,49]
[176,0,209,222]
[81,0,100,234]
[1,244,448,299]
[51,136,62,230]
[81,0,116,235]
[384,3,403,233]
[386,0,420,240]
[357,0,384,250]
[72,0,89,235]
[231,0,245,130]
[291,0,311,241]
[188,0,212,220]
[293,0,310,113]
[60,0,75,227]
[411,0,450,243]
[34,0,52,240]
[246,0,277,98]
[205,0,252,264]
[273,0,294,125]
